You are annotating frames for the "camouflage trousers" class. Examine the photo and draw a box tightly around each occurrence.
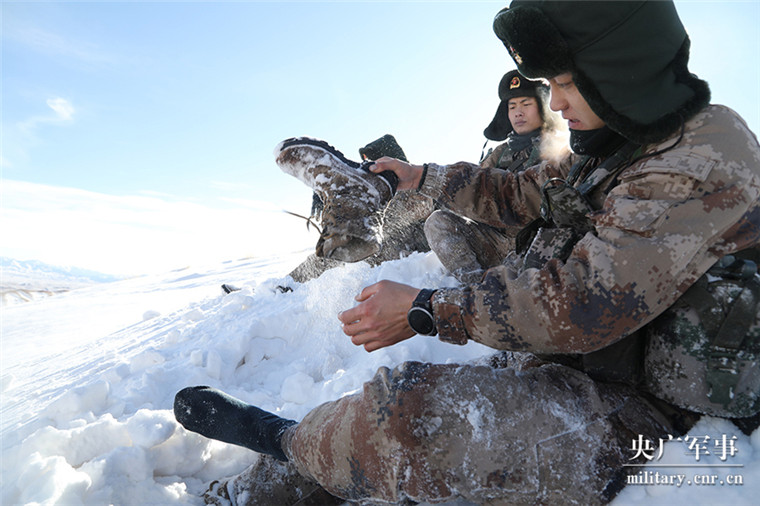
[204,456,343,506]
[423,210,519,284]
[288,196,520,286]
[282,357,674,505]
[289,191,433,283]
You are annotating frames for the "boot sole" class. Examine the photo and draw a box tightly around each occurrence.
[274,137,394,197]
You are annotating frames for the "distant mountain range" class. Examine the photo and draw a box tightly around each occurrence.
[1,257,122,302]
[2,257,121,284]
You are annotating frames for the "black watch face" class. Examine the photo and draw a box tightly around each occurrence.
[408,307,435,335]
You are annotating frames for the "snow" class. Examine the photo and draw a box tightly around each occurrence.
[1,250,757,505]
[1,257,121,307]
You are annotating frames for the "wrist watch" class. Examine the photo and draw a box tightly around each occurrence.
[407,288,437,336]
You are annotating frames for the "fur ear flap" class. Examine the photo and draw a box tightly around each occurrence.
[484,100,513,141]
[572,39,710,144]
[493,6,573,79]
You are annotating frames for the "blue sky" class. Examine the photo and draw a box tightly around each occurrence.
[2,1,759,276]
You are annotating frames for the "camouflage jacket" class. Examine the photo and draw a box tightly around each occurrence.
[420,105,760,353]
[480,139,537,171]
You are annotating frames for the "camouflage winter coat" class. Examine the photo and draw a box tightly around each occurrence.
[480,139,537,171]
[421,105,760,354]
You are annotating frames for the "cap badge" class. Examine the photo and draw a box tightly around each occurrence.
[509,45,523,65]
[510,76,521,89]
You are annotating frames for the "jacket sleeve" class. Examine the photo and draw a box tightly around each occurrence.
[419,157,570,229]
[428,106,760,353]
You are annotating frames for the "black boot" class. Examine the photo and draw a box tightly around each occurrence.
[221,283,241,294]
[174,386,297,462]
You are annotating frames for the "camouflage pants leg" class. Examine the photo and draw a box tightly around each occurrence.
[287,254,344,284]
[287,192,433,283]
[372,192,433,263]
[203,455,343,506]
[424,210,517,284]
[282,360,674,505]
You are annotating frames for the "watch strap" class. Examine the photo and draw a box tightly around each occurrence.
[408,288,437,336]
[413,288,437,309]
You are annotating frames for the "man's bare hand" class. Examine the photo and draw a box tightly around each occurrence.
[371,157,424,191]
[338,280,420,352]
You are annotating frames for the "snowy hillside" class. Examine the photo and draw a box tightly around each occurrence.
[1,257,122,306]
[1,251,757,505]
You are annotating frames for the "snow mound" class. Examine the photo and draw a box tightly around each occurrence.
[1,251,756,505]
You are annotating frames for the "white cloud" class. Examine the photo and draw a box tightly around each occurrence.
[47,98,75,121]
[18,97,76,133]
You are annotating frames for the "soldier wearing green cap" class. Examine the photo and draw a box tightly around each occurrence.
[425,69,571,283]
[176,2,759,504]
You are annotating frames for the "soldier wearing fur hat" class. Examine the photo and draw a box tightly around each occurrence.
[425,70,571,283]
[481,69,566,171]
[176,2,759,504]
[285,72,571,285]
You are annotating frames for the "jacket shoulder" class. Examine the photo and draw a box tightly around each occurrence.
[623,105,760,182]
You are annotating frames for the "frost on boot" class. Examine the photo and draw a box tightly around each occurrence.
[203,455,343,506]
[275,137,396,263]
[287,192,433,284]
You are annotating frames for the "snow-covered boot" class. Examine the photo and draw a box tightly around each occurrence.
[174,386,296,462]
[203,455,343,506]
[275,137,397,263]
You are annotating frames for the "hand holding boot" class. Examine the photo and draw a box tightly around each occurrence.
[371,157,425,191]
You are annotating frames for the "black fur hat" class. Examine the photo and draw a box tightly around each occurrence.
[492,1,710,144]
[484,69,550,141]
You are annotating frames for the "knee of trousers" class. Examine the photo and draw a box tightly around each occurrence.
[300,362,441,447]
[284,362,456,501]
[423,210,463,238]
[423,210,473,263]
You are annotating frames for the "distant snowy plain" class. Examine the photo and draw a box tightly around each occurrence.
[1,250,757,505]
